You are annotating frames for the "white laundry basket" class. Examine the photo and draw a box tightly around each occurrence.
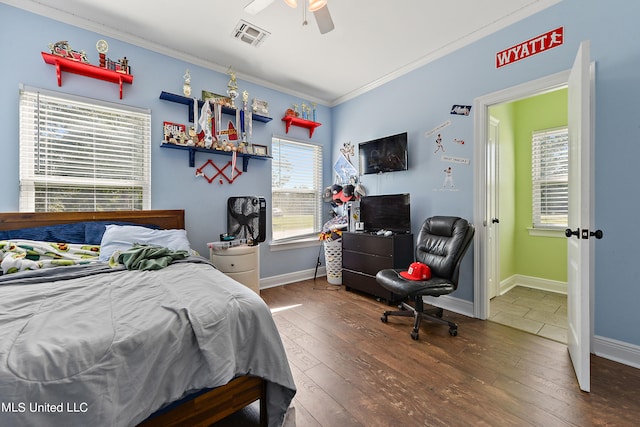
[323,238,342,285]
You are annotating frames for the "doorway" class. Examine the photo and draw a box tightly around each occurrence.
[472,69,571,322]
[486,90,569,343]
[474,42,595,392]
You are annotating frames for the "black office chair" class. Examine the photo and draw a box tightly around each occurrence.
[376,216,474,340]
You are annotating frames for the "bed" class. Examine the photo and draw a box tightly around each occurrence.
[0,210,295,427]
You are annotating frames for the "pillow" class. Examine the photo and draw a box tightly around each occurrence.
[84,221,160,245]
[0,223,87,244]
[99,225,191,262]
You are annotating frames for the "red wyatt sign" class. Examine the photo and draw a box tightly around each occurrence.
[496,27,564,68]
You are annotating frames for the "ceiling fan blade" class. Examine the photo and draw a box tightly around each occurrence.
[313,4,334,34]
[244,0,276,15]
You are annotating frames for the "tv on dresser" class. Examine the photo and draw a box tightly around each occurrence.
[359,193,411,234]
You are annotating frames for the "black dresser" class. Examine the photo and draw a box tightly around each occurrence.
[342,232,414,303]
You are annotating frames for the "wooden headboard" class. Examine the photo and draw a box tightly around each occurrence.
[0,210,185,231]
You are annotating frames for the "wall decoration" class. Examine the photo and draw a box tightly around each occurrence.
[441,156,470,165]
[163,121,187,144]
[340,141,354,163]
[226,67,239,108]
[251,98,269,116]
[195,159,242,184]
[96,39,108,68]
[219,120,239,142]
[442,166,455,188]
[202,90,232,108]
[252,144,268,156]
[334,154,357,184]
[197,100,215,148]
[434,133,445,154]
[425,120,451,137]
[450,105,472,116]
[49,40,89,63]
[496,26,564,68]
[183,69,191,97]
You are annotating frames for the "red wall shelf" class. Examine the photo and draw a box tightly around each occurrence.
[282,116,321,138]
[42,52,134,99]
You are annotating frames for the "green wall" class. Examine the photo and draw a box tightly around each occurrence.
[490,88,568,284]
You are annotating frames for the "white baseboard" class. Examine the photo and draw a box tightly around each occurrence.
[594,335,640,369]
[500,274,567,295]
[422,295,475,318]
[260,266,326,290]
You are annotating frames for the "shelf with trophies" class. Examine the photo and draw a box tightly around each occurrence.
[160,68,271,173]
[281,102,321,138]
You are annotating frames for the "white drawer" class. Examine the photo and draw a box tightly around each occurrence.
[210,251,257,273]
[209,245,258,257]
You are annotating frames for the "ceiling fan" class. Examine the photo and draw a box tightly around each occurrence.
[245,0,335,34]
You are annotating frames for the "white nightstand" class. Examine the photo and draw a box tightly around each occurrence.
[208,244,260,294]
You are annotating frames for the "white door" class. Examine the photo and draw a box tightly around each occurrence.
[487,118,500,299]
[566,40,594,393]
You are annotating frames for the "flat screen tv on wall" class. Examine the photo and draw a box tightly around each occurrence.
[358,132,408,175]
[359,193,411,234]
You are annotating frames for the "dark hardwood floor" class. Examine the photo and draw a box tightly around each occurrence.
[216,279,640,427]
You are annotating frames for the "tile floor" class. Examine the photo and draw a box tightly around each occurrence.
[489,285,568,343]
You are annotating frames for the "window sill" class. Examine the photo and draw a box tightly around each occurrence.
[527,227,566,238]
[269,236,322,252]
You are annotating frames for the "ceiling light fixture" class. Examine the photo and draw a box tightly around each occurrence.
[308,0,327,12]
[284,0,326,12]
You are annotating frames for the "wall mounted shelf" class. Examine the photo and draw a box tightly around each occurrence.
[282,116,321,138]
[160,143,271,171]
[159,91,273,123]
[42,52,133,99]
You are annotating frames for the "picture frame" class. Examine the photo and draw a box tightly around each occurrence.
[202,90,232,108]
[251,98,269,116]
[244,146,254,155]
[252,144,268,156]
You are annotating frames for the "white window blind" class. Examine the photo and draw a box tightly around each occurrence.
[531,127,568,228]
[19,87,151,212]
[271,136,323,242]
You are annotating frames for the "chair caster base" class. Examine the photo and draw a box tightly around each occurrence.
[411,330,419,340]
[449,327,458,336]
[381,314,388,323]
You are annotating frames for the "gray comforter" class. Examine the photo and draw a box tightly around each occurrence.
[0,257,295,427]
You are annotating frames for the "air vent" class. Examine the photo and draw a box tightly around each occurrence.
[232,20,270,47]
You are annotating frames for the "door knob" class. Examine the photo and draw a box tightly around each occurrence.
[590,229,603,239]
[491,218,499,224]
[565,228,579,238]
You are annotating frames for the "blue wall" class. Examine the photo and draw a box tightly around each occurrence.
[0,3,333,280]
[333,0,640,348]
[2,0,640,351]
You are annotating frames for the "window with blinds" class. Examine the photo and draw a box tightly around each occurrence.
[271,136,323,242]
[531,127,568,228]
[19,87,151,212]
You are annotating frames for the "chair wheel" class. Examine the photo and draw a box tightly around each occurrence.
[411,330,419,340]
[381,314,388,323]
[449,328,458,336]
